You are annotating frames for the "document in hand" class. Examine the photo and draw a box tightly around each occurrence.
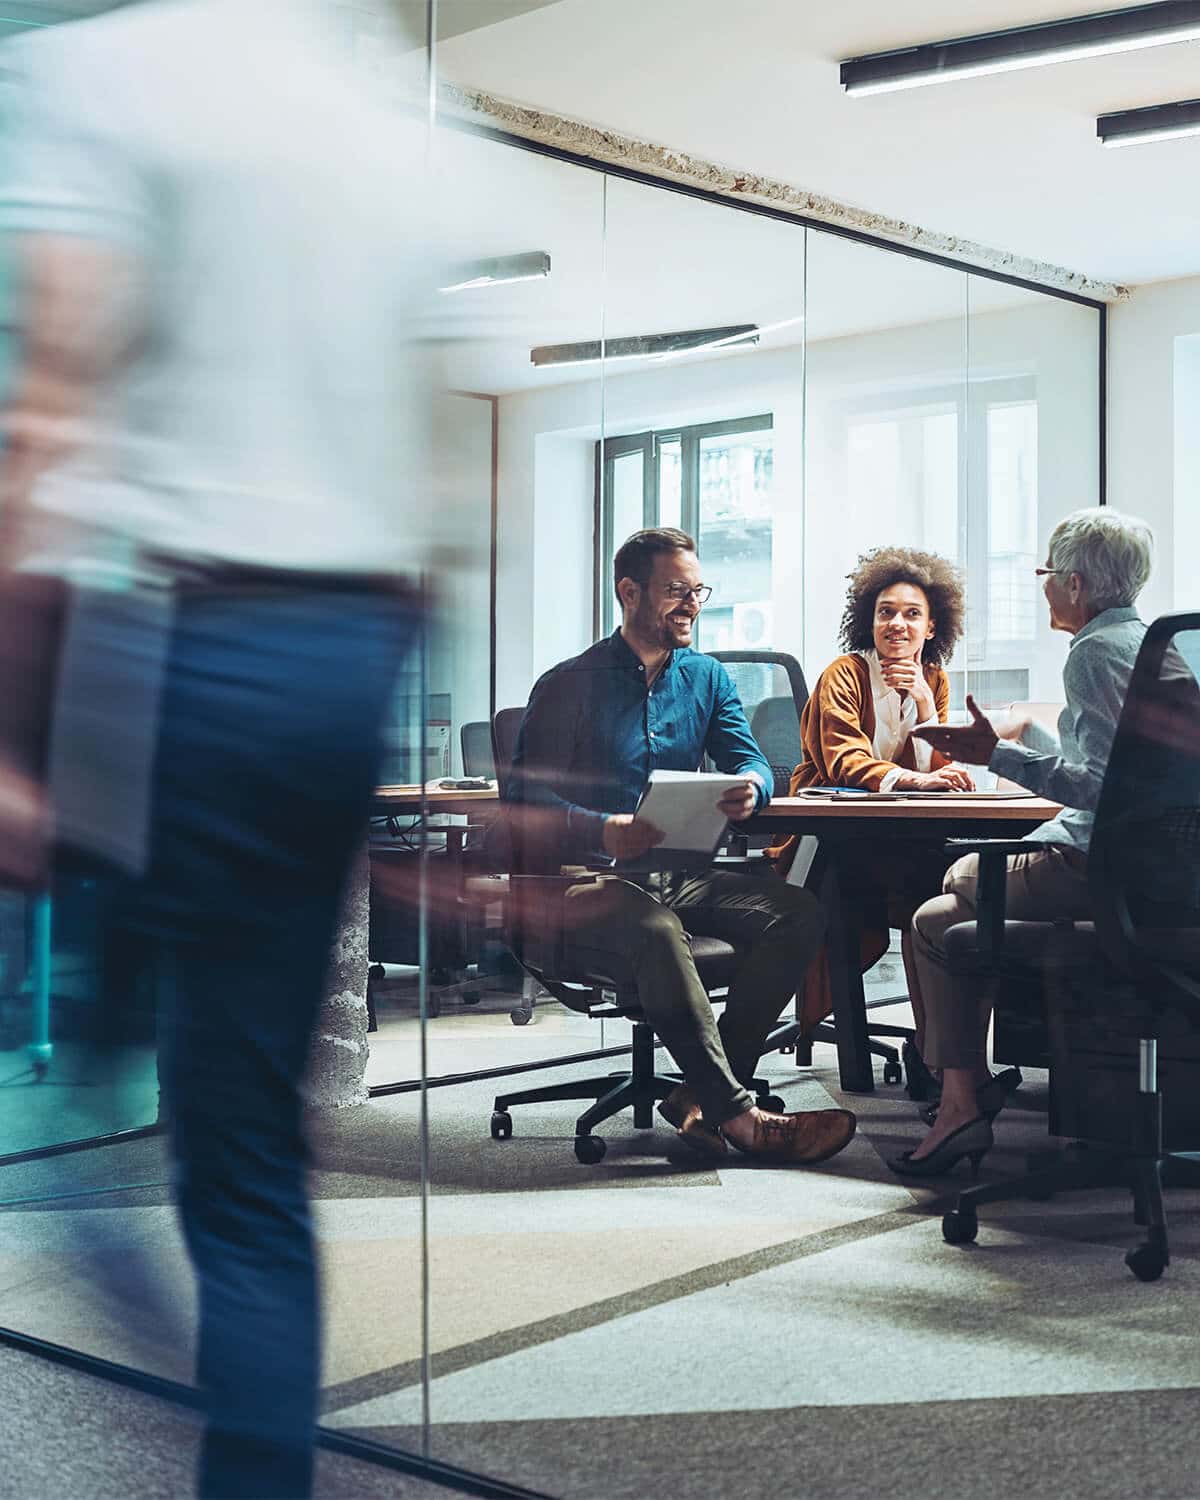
[624,769,752,870]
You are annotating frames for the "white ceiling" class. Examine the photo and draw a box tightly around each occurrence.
[435,0,1200,288]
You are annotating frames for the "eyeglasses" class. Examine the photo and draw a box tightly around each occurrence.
[664,582,712,604]
[1034,566,1064,577]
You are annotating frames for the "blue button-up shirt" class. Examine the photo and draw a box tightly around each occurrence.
[990,605,1146,853]
[508,629,773,863]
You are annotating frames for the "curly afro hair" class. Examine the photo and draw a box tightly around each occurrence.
[838,546,965,668]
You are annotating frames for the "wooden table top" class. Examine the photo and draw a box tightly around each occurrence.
[374,784,500,816]
[373,785,1062,823]
[752,793,1062,823]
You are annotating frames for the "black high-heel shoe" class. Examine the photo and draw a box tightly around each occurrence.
[888,1116,994,1179]
[919,1068,1022,1127]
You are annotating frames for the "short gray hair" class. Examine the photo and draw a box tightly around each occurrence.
[1046,507,1154,611]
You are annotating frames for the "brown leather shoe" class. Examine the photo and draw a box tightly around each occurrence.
[656,1084,695,1130]
[658,1085,728,1159]
[726,1107,856,1165]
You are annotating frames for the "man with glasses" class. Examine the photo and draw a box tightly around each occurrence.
[508,527,855,1164]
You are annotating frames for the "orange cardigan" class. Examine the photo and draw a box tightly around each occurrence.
[771,653,952,1034]
[791,653,952,794]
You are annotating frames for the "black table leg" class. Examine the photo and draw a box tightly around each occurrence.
[824,856,874,1094]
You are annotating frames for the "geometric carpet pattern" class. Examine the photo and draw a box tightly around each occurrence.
[2,994,1199,1498]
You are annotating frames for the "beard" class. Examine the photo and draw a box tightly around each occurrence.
[632,596,691,650]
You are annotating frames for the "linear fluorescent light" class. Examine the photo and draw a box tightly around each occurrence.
[439,250,550,294]
[840,2,1200,95]
[1098,96,1200,145]
[530,324,759,370]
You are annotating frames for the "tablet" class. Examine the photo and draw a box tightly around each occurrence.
[620,769,750,871]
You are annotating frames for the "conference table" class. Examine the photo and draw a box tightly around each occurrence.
[744,792,1062,1092]
[371,783,1062,1094]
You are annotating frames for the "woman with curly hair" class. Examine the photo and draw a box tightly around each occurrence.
[771,547,974,1084]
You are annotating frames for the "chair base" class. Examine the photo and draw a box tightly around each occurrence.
[769,1010,913,1088]
[940,1140,1200,1281]
[492,1019,784,1160]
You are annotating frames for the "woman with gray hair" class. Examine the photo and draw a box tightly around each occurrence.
[889,506,1154,1177]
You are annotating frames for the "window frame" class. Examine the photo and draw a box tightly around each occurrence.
[596,411,774,636]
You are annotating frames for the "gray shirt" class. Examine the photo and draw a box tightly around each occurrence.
[990,606,1146,853]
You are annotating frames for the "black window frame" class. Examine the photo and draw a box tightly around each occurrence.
[596,412,774,636]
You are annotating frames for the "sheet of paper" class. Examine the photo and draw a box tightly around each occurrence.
[633,769,750,853]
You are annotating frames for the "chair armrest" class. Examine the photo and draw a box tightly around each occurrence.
[944,838,1029,958]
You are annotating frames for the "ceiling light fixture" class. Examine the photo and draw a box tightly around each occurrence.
[840,1,1200,95]
[530,324,759,370]
[1098,95,1200,145]
[440,250,550,294]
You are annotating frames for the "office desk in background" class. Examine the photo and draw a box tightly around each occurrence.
[747,794,1063,1092]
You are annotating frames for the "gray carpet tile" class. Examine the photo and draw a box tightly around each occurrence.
[344,1387,1200,1500]
[0,1345,476,1498]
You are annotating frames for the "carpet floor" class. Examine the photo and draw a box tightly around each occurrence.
[1,988,1198,1498]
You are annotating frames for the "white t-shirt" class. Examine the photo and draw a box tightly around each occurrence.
[0,0,436,575]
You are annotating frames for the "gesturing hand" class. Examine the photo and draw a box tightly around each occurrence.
[913,694,999,767]
[602,812,664,862]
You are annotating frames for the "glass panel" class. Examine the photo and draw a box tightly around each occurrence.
[965,277,1101,710]
[804,229,969,693]
[600,174,805,662]
[384,129,607,1476]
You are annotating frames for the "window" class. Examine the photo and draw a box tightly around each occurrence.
[843,379,1037,708]
[599,415,774,645]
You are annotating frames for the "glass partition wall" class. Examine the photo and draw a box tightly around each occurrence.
[0,69,1104,1500]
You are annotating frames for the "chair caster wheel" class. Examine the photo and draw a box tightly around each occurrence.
[942,1208,978,1245]
[883,1060,903,1086]
[510,1007,532,1026]
[777,1043,795,1055]
[1125,1243,1167,1282]
[490,1111,513,1141]
[574,1134,606,1164]
[757,1094,786,1114]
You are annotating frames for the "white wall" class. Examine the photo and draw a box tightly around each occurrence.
[495,296,1100,710]
[1108,274,1200,623]
[429,391,493,770]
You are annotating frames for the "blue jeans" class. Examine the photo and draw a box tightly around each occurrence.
[112,586,412,1498]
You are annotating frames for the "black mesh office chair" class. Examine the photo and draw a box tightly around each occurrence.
[707,648,912,1087]
[488,704,784,1162]
[705,650,808,795]
[490,706,525,796]
[460,720,496,780]
[936,613,1200,1280]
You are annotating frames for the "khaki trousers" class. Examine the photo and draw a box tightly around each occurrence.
[910,844,1091,1071]
[560,869,825,1125]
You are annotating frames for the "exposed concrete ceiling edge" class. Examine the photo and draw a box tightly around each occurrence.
[442,82,1130,303]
